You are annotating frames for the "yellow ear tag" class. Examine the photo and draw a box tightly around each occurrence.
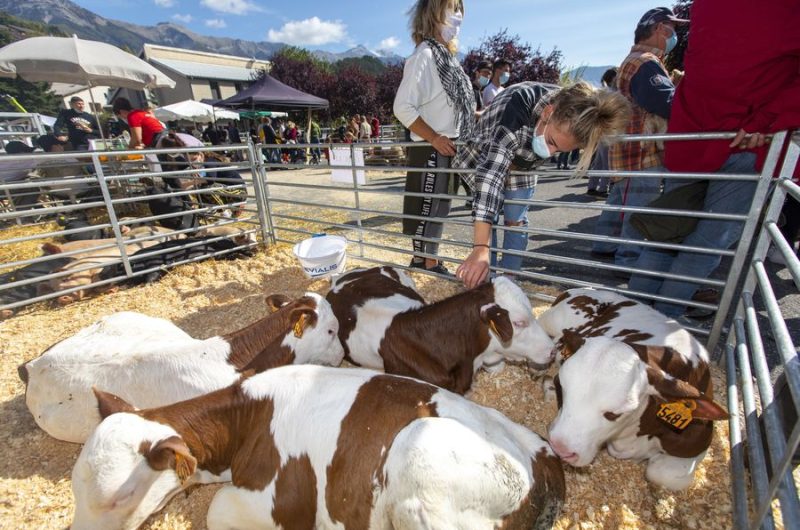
[656,400,696,430]
[293,314,306,338]
[174,453,193,484]
[488,320,499,336]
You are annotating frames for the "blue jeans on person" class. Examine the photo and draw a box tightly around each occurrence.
[592,179,625,254]
[490,187,535,272]
[615,168,664,268]
[628,152,757,317]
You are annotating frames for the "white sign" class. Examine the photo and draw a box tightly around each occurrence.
[330,146,366,185]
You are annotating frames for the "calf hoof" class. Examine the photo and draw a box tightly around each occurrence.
[645,453,701,491]
[17,363,28,384]
[1,309,14,320]
[541,376,557,402]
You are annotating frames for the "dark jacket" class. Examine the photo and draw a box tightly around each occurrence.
[53,109,99,149]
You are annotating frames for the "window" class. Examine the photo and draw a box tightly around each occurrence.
[210,81,221,100]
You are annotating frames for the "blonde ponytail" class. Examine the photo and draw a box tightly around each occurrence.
[550,81,631,175]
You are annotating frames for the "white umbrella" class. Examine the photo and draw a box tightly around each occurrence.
[153,100,239,123]
[0,35,176,142]
[0,35,175,89]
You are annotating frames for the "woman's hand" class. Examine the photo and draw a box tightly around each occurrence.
[456,246,491,289]
[730,128,771,149]
[431,134,456,157]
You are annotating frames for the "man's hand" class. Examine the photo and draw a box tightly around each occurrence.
[730,128,771,149]
[431,134,456,157]
[456,246,491,289]
[56,135,68,142]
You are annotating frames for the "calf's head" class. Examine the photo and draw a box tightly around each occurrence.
[72,390,196,530]
[267,292,344,367]
[489,277,555,367]
[548,332,727,467]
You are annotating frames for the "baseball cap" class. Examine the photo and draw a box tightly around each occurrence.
[70,96,84,103]
[637,7,689,27]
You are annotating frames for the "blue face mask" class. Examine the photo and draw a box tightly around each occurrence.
[531,122,552,159]
[499,71,511,85]
[478,75,490,87]
[665,28,678,54]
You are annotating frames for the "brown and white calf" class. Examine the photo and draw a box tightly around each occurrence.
[72,365,565,530]
[539,289,728,490]
[326,267,555,394]
[19,293,343,443]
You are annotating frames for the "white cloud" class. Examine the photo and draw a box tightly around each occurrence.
[172,13,193,23]
[205,18,227,28]
[266,17,347,46]
[378,36,400,50]
[200,0,261,15]
[154,0,175,6]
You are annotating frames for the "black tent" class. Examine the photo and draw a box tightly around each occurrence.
[216,74,328,110]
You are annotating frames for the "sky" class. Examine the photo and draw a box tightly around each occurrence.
[71,0,663,68]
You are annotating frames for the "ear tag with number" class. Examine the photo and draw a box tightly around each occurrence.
[657,400,696,430]
[293,314,307,338]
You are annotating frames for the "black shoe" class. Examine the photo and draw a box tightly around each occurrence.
[409,259,451,276]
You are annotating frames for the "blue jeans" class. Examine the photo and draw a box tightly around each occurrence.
[615,168,664,267]
[490,187,535,272]
[592,180,625,254]
[628,152,757,317]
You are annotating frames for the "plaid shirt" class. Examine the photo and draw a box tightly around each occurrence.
[609,44,668,173]
[454,82,557,223]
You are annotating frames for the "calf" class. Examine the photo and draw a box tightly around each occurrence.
[542,289,729,490]
[72,365,565,530]
[19,293,343,443]
[0,257,72,320]
[538,287,706,358]
[326,267,554,394]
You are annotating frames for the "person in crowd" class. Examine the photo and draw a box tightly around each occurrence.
[112,97,166,149]
[628,0,800,319]
[53,96,100,151]
[591,7,686,268]
[226,122,239,145]
[370,114,381,142]
[359,116,372,142]
[471,60,492,113]
[284,121,300,162]
[309,119,322,164]
[393,0,474,274]
[454,82,630,287]
[258,117,280,164]
[203,123,221,145]
[587,67,619,198]
[191,125,203,140]
[482,58,511,107]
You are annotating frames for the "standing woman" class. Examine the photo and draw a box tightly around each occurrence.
[394,0,475,274]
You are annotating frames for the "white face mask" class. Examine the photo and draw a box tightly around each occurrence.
[441,11,462,43]
[532,121,553,159]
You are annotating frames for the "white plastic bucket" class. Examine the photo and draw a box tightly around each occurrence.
[292,235,348,279]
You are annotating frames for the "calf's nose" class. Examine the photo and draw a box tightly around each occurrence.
[17,362,28,384]
[549,437,578,463]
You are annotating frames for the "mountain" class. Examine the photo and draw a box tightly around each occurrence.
[0,0,404,65]
[313,45,403,65]
[565,65,616,87]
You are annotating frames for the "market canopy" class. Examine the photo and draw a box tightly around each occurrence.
[153,100,239,123]
[215,74,328,110]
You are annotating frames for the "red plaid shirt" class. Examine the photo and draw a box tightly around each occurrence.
[609,45,669,174]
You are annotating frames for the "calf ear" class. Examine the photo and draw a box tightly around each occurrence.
[646,367,729,421]
[143,435,197,484]
[291,307,318,338]
[266,294,291,312]
[480,303,513,343]
[93,387,137,418]
[560,329,585,361]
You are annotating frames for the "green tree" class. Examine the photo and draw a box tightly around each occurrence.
[0,12,66,115]
[664,0,692,72]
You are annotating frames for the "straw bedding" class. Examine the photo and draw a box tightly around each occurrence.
[0,243,758,529]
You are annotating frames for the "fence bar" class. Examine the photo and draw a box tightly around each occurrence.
[91,152,133,277]
[726,341,749,530]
